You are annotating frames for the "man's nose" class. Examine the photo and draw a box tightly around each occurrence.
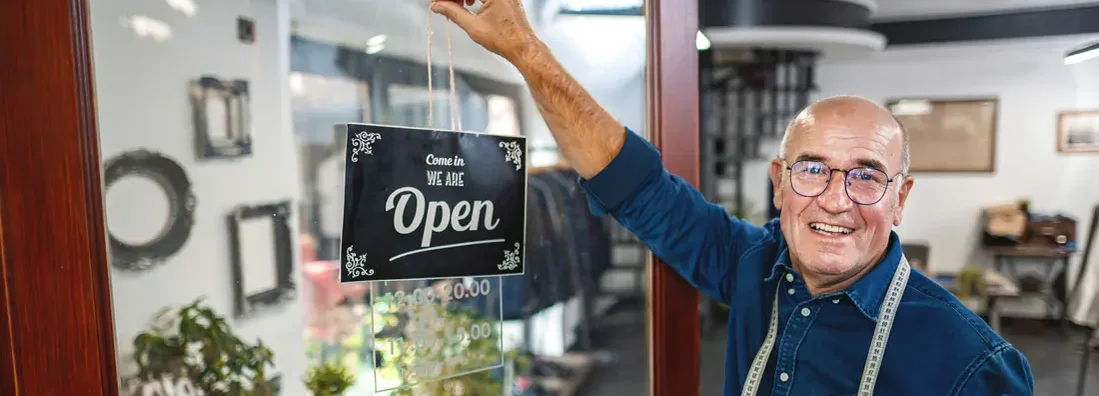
[817,171,854,212]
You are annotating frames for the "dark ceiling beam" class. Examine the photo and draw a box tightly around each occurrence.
[558,6,643,17]
[871,5,1099,46]
[699,0,871,29]
[560,3,1099,48]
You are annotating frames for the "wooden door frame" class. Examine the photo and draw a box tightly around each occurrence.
[0,1,119,395]
[646,0,701,394]
[0,0,700,394]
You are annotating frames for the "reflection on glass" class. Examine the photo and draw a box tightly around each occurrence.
[484,95,520,136]
[387,84,454,129]
[91,0,648,394]
[368,278,504,393]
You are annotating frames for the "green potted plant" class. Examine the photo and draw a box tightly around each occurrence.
[127,298,276,395]
[304,363,356,396]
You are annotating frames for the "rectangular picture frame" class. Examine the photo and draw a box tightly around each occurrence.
[228,200,296,318]
[1057,109,1099,153]
[886,97,998,173]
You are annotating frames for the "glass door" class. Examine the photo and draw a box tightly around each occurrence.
[0,0,699,395]
[80,0,667,395]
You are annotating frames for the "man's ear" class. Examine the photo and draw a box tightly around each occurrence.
[770,158,785,210]
[893,175,914,226]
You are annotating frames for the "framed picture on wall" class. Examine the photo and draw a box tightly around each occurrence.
[886,97,998,172]
[1057,110,1099,153]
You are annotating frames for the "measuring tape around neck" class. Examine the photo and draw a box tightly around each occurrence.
[741,256,912,396]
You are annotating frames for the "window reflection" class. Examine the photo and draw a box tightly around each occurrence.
[92,0,649,394]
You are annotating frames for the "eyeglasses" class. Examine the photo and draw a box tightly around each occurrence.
[786,160,900,205]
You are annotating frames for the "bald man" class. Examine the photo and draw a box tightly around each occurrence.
[432,1,1034,394]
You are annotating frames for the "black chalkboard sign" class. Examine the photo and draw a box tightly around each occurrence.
[339,123,527,283]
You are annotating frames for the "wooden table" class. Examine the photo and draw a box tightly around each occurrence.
[986,245,1076,326]
[932,270,1019,333]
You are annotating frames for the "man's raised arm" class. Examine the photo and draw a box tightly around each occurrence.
[430,0,622,179]
[431,0,764,302]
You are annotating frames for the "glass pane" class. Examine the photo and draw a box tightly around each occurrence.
[89,0,650,395]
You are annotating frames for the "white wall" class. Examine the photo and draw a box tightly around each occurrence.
[816,35,1099,319]
[291,1,648,151]
[91,0,307,394]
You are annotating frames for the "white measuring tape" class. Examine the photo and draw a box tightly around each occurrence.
[741,256,911,396]
[425,0,462,131]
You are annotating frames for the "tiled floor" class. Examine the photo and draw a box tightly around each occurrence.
[577,301,1099,395]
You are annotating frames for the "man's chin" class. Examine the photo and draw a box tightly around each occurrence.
[801,257,857,277]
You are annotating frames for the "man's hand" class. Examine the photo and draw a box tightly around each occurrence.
[430,0,539,63]
[431,0,626,179]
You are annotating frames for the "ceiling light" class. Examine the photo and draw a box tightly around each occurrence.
[165,0,197,17]
[289,73,304,96]
[559,0,642,11]
[1065,41,1099,65]
[696,31,711,51]
[366,34,387,47]
[120,15,173,42]
[890,100,932,116]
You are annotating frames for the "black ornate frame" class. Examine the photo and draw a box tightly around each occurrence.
[227,200,296,318]
[103,149,197,271]
[190,76,253,159]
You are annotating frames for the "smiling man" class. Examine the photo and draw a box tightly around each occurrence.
[431,0,1034,394]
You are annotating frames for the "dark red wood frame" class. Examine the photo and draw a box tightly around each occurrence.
[646,0,701,394]
[0,0,699,394]
[0,1,119,395]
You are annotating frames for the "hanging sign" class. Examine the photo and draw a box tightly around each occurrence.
[339,123,527,283]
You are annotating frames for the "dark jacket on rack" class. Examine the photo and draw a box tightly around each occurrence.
[498,171,613,321]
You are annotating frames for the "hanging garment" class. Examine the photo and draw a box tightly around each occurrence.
[531,175,579,305]
[500,187,562,320]
[545,171,594,291]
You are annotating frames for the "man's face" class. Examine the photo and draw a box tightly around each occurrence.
[769,107,914,283]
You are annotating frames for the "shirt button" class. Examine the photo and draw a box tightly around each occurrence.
[779,372,790,382]
[800,307,811,317]
[785,274,794,282]
[787,288,795,295]
[832,298,840,304]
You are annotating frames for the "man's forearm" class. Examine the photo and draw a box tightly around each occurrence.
[512,41,626,179]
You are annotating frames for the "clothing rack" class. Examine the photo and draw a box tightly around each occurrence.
[496,167,620,395]
[530,162,646,300]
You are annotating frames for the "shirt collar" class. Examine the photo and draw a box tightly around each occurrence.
[766,227,905,322]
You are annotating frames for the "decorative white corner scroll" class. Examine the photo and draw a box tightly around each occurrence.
[499,242,521,271]
[350,131,382,162]
[345,246,375,278]
[498,141,523,170]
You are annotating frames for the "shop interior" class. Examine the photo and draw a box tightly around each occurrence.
[688,1,1099,395]
[89,0,1098,395]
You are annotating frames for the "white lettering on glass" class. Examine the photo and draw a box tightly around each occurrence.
[426,170,443,186]
[451,201,472,231]
[385,187,501,248]
[425,154,466,167]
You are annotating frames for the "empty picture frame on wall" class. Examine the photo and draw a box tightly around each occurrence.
[190,76,252,159]
[1057,110,1099,153]
[886,97,998,172]
[103,149,197,271]
[228,200,295,318]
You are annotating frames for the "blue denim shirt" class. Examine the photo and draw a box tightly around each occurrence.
[579,129,1035,396]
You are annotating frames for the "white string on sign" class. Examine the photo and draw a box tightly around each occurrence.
[425,0,463,131]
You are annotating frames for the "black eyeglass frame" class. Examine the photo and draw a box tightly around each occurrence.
[784,160,904,206]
